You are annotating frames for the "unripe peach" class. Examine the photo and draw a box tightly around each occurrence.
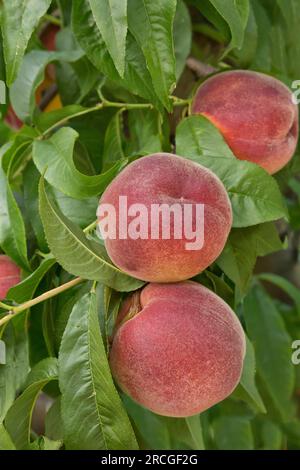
[110,281,246,417]
[98,153,232,282]
[191,70,298,174]
[0,255,21,299]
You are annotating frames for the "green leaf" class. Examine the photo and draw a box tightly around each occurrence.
[0,321,29,422]
[59,292,138,450]
[0,424,15,450]
[213,415,254,450]
[217,223,282,295]
[177,114,235,159]
[24,161,48,251]
[45,397,63,442]
[5,359,58,449]
[39,177,143,292]
[29,435,63,450]
[54,282,92,352]
[231,1,258,67]
[173,0,192,79]
[33,127,127,199]
[233,337,266,413]
[0,126,37,174]
[7,257,55,303]
[10,50,83,123]
[102,111,124,170]
[72,0,160,108]
[2,0,52,85]
[89,0,127,77]
[128,0,177,110]
[256,418,283,450]
[257,273,300,317]
[124,108,162,157]
[176,116,288,227]
[243,283,295,421]
[53,189,98,229]
[215,0,250,53]
[0,166,30,271]
[54,27,101,106]
[124,396,204,450]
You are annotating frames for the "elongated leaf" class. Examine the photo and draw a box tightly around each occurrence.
[29,435,62,450]
[128,0,177,110]
[10,50,83,123]
[24,161,48,251]
[1,126,37,173]
[2,0,52,85]
[59,293,138,450]
[45,397,63,442]
[0,424,15,450]
[33,127,126,199]
[89,0,127,77]
[176,116,288,227]
[217,223,282,295]
[124,396,204,450]
[212,0,249,53]
[0,166,30,270]
[177,114,235,159]
[7,257,55,303]
[0,321,29,422]
[39,177,143,292]
[173,0,192,79]
[5,359,58,450]
[72,0,160,108]
[213,415,254,450]
[257,273,300,317]
[102,111,124,170]
[243,283,295,421]
[124,108,162,157]
[233,337,266,413]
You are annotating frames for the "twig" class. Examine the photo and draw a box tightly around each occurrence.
[186,57,218,78]
[0,277,83,328]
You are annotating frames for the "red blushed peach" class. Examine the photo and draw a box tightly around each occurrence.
[110,281,246,417]
[191,70,299,174]
[0,255,21,299]
[98,153,232,282]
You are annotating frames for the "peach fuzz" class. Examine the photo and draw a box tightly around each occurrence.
[98,153,232,283]
[109,281,246,417]
[191,70,299,174]
[0,255,21,299]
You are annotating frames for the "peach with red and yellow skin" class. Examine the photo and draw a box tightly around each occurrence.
[191,70,299,174]
[0,255,21,299]
[98,153,232,283]
[110,281,246,417]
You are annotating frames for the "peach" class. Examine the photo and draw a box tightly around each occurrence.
[110,281,246,417]
[191,70,299,174]
[0,255,21,299]
[98,153,232,282]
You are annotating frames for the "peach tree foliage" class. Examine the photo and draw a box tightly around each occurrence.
[0,0,299,451]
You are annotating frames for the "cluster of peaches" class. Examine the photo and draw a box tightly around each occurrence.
[1,70,298,418]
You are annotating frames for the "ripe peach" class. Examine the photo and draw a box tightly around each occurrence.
[191,70,299,174]
[110,281,246,417]
[98,153,232,282]
[0,255,21,299]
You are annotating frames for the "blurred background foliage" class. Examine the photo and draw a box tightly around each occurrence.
[0,0,299,451]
